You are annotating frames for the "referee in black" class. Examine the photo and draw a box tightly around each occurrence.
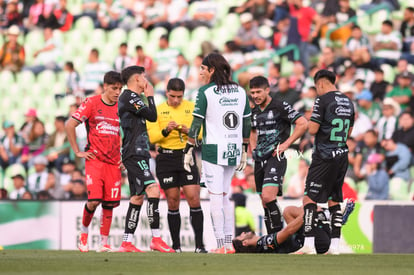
[295,69,355,255]
[147,78,206,253]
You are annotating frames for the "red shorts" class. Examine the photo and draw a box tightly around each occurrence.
[85,158,121,205]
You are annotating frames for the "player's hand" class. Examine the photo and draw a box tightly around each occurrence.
[177,124,188,134]
[143,77,154,97]
[236,143,248,172]
[118,160,125,171]
[272,142,289,158]
[167,121,178,132]
[76,151,96,160]
[183,142,194,172]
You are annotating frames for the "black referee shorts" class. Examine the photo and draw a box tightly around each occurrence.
[156,148,200,190]
[123,156,156,196]
[254,156,286,195]
[305,153,348,203]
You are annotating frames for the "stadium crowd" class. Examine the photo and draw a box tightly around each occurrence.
[0,0,414,202]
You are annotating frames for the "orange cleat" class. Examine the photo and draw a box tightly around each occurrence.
[210,246,235,254]
[150,237,175,253]
[78,233,88,252]
[118,242,144,253]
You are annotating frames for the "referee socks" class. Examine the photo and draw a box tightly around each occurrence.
[168,209,181,249]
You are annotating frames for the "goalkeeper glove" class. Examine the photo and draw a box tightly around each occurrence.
[183,142,194,172]
[236,143,248,172]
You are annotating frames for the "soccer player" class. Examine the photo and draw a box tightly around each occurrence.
[65,71,123,252]
[232,200,355,254]
[118,66,174,253]
[249,76,308,234]
[296,69,355,255]
[147,78,206,253]
[183,53,252,254]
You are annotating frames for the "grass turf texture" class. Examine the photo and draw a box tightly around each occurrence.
[1,251,414,275]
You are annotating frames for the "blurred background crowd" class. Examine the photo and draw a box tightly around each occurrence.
[0,0,414,202]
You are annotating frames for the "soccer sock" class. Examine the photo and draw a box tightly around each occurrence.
[123,203,141,243]
[263,208,272,234]
[303,203,317,249]
[190,207,204,248]
[209,193,225,248]
[329,204,342,250]
[100,207,113,245]
[81,204,95,233]
[265,200,283,233]
[223,194,234,249]
[168,209,181,249]
[147,198,160,237]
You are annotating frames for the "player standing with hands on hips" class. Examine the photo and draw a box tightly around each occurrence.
[65,71,123,252]
[118,66,174,253]
[183,53,252,254]
[147,78,206,253]
[295,69,355,255]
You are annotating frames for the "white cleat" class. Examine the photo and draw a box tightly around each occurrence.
[78,233,88,253]
[291,245,317,255]
[325,248,340,255]
[96,244,113,253]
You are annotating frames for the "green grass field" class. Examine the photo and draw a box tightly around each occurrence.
[1,250,414,275]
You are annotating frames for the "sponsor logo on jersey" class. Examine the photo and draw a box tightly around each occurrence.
[335,96,349,103]
[288,111,299,119]
[114,180,121,187]
[86,174,93,185]
[163,177,173,184]
[335,106,352,116]
[187,175,193,180]
[161,111,170,115]
[96,121,119,135]
[269,168,277,174]
[144,170,151,177]
[213,86,239,95]
[309,182,322,188]
[223,143,241,159]
[267,110,274,120]
[219,97,239,106]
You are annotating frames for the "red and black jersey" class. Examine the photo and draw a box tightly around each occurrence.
[72,95,121,165]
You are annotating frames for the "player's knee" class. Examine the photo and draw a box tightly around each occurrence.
[167,197,180,210]
[102,202,119,209]
[87,200,101,210]
[130,195,144,205]
[261,192,276,204]
[146,184,160,197]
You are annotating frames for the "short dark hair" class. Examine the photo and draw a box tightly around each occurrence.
[91,48,99,56]
[103,71,122,85]
[382,19,393,27]
[232,239,257,253]
[225,40,240,52]
[366,129,378,137]
[407,7,414,13]
[65,61,74,70]
[160,34,169,42]
[55,116,66,123]
[352,25,361,30]
[121,66,145,85]
[135,45,143,51]
[354,78,365,84]
[167,78,185,92]
[249,76,269,89]
[120,42,127,47]
[373,68,384,74]
[314,69,336,85]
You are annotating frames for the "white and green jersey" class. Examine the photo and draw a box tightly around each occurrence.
[193,82,251,166]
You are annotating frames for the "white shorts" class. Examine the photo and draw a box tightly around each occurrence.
[202,161,235,194]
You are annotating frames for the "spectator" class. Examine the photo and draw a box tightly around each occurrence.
[63,61,80,96]
[376,97,400,141]
[23,27,62,75]
[9,173,27,200]
[54,0,74,32]
[393,59,414,85]
[233,0,275,24]
[370,68,391,102]
[96,0,127,30]
[21,191,33,200]
[356,90,381,126]
[0,187,7,199]
[26,0,55,29]
[321,0,355,45]
[186,54,203,100]
[75,0,100,21]
[317,46,340,74]
[286,158,309,199]
[21,120,49,167]
[141,0,166,30]
[350,109,373,142]
[364,153,389,200]
[184,0,218,30]
[46,116,69,172]
[169,53,189,81]
[0,25,24,73]
[234,13,260,53]
[289,62,306,93]
[20,108,39,144]
[386,72,412,110]
[152,34,179,84]
[353,130,383,181]
[272,14,301,51]
[337,61,357,88]
[343,25,372,67]
[4,0,22,28]
[268,62,281,92]
[113,42,132,73]
[79,48,111,95]
[401,7,414,54]
[382,138,411,183]
[0,120,23,169]
[222,40,245,73]
[271,77,300,106]
[392,111,414,154]
[164,0,188,30]
[69,179,87,200]
[373,20,402,66]
[27,155,52,195]
[129,45,154,77]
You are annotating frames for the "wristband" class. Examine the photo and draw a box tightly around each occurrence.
[183,142,194,154]
[242,143,248,152]
[161,127,170,137]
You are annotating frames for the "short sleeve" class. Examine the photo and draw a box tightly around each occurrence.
[310,97,324,124]
[277,100,302,124]
[193,90,207,119]
[72,97,93,123]
[243,93,252,118]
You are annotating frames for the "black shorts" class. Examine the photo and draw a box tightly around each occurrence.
[254,156,286,195]
[156,148,199,190]
[305,153,348,203]
[123,156,156,196]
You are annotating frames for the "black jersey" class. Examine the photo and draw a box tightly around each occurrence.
[118,89,157,160]
[251,98,302,161]
[310,91,355,159]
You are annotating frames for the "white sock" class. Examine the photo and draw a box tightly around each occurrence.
[152,229,160,238]
[101,235,108,245]
[304,236,315,249]
[209,193,225,246]
[330,238,340,250]
[123,233,134,243]
[81,225,88,234]
[223,194,234,249]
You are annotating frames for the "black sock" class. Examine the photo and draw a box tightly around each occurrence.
[303,203,317,237]
[168,209,181,249]
[265,200,283,233]
[190,207,204,248]
[124,203,142,234]
[263,208,272,234]
[147,198,160,229]
[329,204,342,239]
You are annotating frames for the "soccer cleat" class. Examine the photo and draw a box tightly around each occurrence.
[78,233,88,252]
[96,244,113,253]
[325,248,340,255]
[210,246,235,254]
[195,247,208,254]
[175,248,182,253]
[150,237,175,253]
[292,245,317,255]
[118,242,144,253]
[342,199,355,225]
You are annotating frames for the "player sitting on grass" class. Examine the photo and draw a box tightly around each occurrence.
[232,200,355,254]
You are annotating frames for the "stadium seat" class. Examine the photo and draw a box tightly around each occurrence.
[358,9,390,35]
[220,13,240,34]
[191,26,211,42]
[88,28,107,48]
[0,70,15,85]
[183,40,202,61]
[128,27,148,48]
[74,16,95,38]
[108,28,128,44]
[389,178,411,200]
[258,25,273,40]
[280,56,294,77]
[37,70,57,90]
[100,43,118,64]
[381,64,395,83]
[148,27,168,42]
[169,27,191,51]
[16,70,35,88]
